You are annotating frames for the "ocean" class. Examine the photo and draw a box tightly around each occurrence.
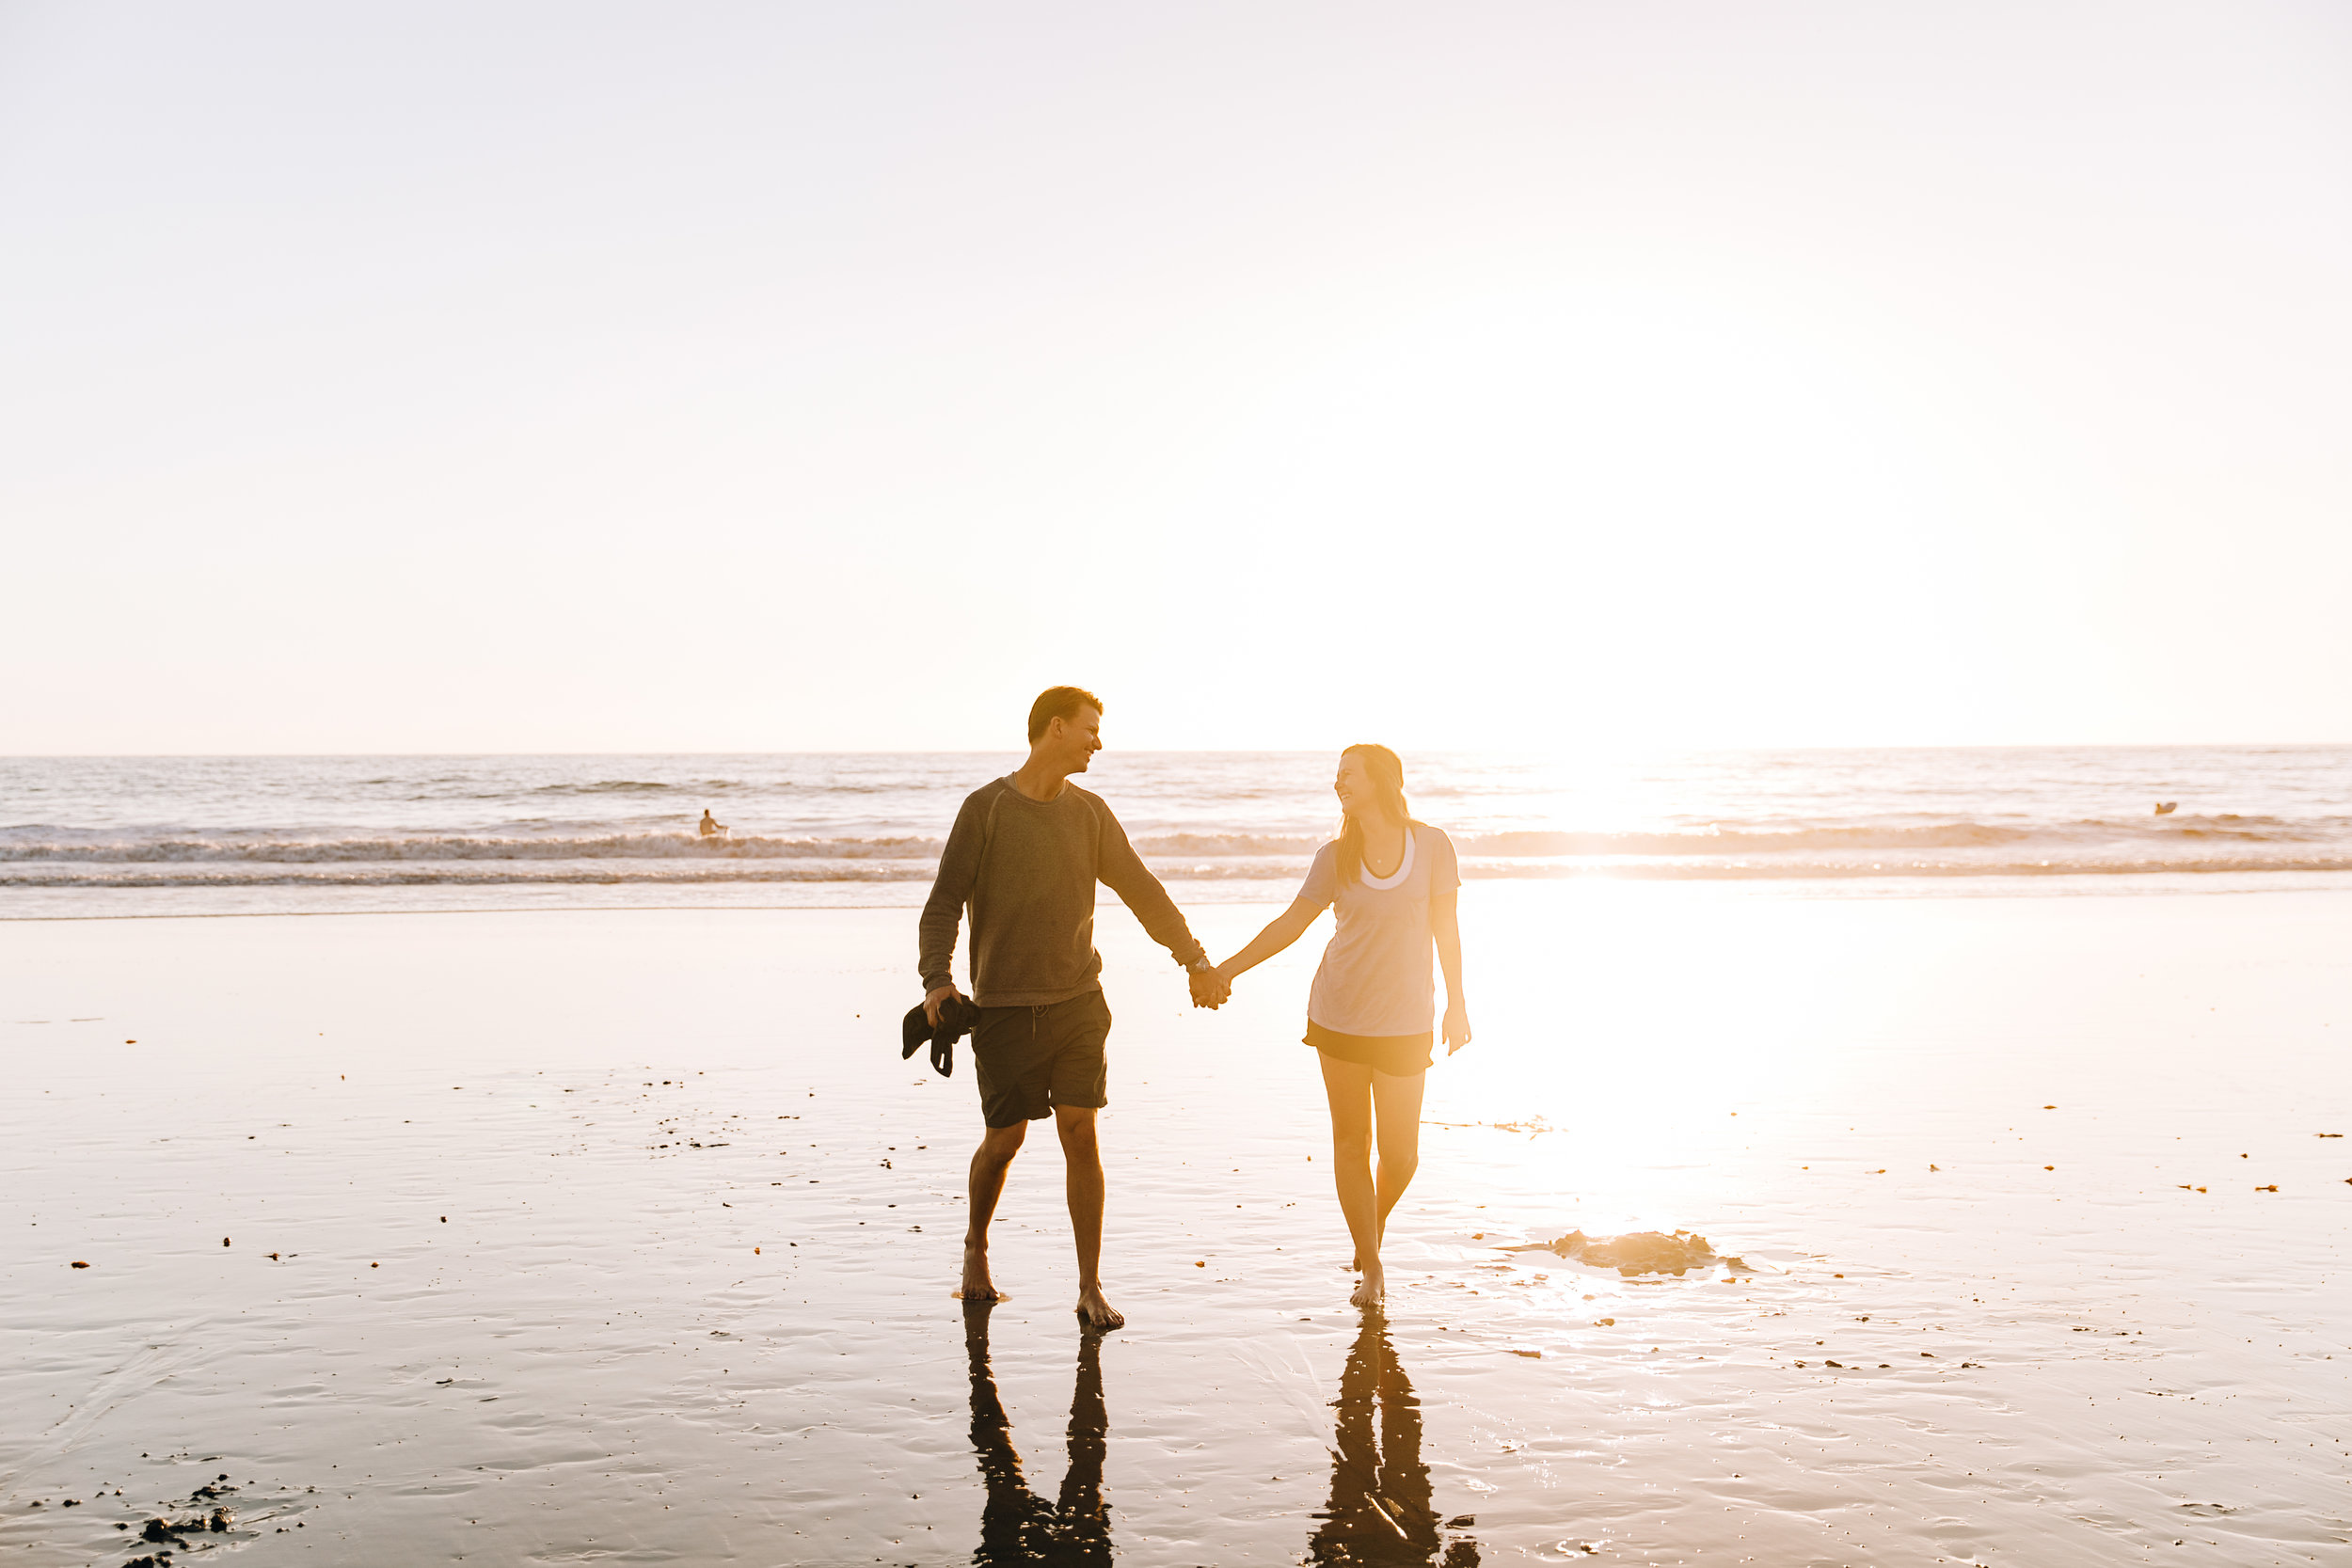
[3,745,2346,919]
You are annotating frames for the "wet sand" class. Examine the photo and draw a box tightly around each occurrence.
[3,883,2348,1564]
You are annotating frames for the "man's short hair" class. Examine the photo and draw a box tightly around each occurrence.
[1027,686,1104,744]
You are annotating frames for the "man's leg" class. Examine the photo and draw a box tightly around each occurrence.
[1054,1105,1124,1329]
[1368,1067,1427,1253]
[962,1119,1027,1300]
[1316,1053,1383,1306]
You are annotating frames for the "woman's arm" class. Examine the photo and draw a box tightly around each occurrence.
[1214,895,1326,987]
[1433,887,1471,1051]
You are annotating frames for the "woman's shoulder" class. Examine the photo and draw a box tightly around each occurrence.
[1409,821,1454,848]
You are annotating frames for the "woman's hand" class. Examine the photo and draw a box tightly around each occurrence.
[1442,1000,1472,1053]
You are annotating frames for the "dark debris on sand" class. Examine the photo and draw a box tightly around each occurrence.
[88,1470,317,1568]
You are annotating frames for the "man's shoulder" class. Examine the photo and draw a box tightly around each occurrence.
[960,776,1014,809]
[1063,782,1123,822]
[943,778,1014,838]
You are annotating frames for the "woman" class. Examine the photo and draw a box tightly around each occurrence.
[1213,745,1470,1307]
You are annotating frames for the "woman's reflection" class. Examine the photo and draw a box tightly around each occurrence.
[1310,1315,1481,1566]
[963,1301,1112,1566]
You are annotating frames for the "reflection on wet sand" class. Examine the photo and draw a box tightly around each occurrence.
[963,1303,1112,1565]
[1311,1316,1480,1566]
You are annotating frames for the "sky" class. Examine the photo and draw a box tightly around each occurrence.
[4,2,2349,754]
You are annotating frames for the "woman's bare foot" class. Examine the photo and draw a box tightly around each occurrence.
[1075,1283,1125,1330]
[958,1243,1002,1301]
[1349,1262,1385,1309]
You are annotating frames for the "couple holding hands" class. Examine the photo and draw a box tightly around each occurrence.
[916,686,1471,1328]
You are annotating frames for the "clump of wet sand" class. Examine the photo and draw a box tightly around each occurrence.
[1503,1228,1743,1276]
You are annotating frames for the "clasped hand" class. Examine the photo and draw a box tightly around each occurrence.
[1188,963,1232,1009]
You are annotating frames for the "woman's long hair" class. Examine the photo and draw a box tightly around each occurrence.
[1335,743,1415,884]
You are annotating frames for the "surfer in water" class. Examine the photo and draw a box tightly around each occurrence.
[698,809,726,838]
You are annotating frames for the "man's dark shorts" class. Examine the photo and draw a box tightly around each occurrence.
[972,990,1112,1129]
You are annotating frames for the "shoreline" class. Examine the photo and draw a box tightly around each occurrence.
[8,865,2352,923]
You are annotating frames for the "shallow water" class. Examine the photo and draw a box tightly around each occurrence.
[4,884,2348,1564]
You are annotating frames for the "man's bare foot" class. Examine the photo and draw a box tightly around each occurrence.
[1349,1263,1385,1309]
[1075,1283,1124,1330]
[958,1243,1002,1302]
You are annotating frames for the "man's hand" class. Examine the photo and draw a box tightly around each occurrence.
[1442,1000,1472,1053]
[925,983,966,1028]
[1188,964,1232,1009]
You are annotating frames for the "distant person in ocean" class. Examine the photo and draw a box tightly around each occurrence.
[1210,745,1470,1308]
[698,809,726,837]
[918,685,1229,1329]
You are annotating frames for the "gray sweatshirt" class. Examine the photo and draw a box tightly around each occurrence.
[918,776,1208,1007]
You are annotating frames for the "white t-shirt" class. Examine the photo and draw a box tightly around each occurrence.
[1297,822,1461,1037]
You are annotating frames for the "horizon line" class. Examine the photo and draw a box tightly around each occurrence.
[3,740,2347,762]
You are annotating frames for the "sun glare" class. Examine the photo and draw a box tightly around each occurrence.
[1131,277,2043,752]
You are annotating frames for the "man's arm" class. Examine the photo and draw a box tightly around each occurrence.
[1092,802,1209,974]
[918,793,989,1020]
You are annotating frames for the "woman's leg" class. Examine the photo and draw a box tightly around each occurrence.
[1368,1068,1427,1253]
[1316,1052,1383,1306]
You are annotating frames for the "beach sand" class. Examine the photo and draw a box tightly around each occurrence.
[3,883,2347,1564]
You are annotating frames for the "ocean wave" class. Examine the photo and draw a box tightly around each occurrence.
[1460,816,2333,855]
[528,781,682,795]
[8,850,2352,889]
[0,832,944,863]
[1463,854,2352,879]
[1,814,2342,867]
[1132,832,1326,856]
[0,865,943,888]
[1151,816,2334,858]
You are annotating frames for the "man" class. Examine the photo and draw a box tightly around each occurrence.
[919,686,1228,1329]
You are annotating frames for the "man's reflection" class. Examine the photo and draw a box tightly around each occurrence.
[963,1301,1112,1566]
[1310,1315,1480,1566]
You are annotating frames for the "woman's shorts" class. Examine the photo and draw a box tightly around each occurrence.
[1305,1020,1434,1077]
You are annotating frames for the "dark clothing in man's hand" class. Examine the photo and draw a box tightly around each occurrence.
[902,995,980,1077]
